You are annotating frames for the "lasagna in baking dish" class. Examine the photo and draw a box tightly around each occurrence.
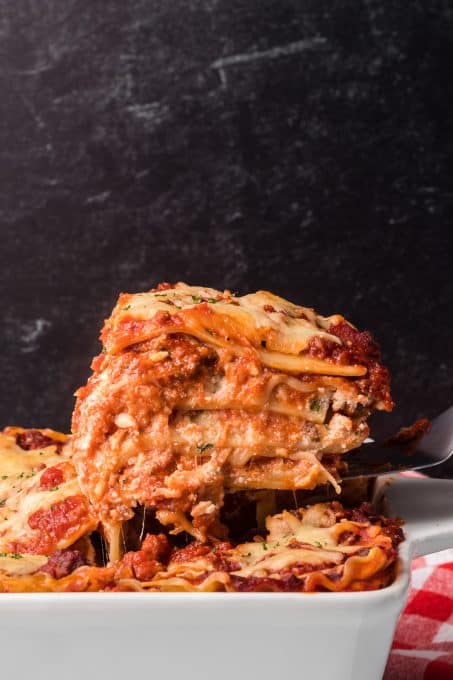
[0,499,403,592]
[71,283,392,557]
[0,283,401,593]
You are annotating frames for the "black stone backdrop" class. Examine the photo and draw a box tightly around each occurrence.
[0,1,452,444]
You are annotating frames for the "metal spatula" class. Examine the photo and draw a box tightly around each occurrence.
[342,405,453,479]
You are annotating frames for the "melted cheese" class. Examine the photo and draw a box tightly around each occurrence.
[0,554,47,576]
[102,284,366,377]
[0,431,96,555]
[229,511,357,577]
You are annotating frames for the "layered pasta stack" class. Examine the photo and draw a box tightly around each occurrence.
[0,283,402,592]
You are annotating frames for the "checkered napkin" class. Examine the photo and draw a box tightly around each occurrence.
[384,549,453,679]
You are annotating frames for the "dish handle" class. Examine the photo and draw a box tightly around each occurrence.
[374,475,453,559]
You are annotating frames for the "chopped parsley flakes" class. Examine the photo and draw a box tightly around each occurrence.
[191,294,218,304]
[0,553,23,559]
[197,443,214,453]
[309,398,322,412]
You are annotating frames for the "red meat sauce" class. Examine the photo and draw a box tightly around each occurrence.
[39,549,87,579]
[16,430,60,451]
[386,418,431,446]
[343,503,404,547]
[230,561,395,592]
[307,321,393,409]
[114,536,237,582]
[117,534,172,581]
[12,495,91,556]
[231,574,305,593]
[39,465,65,491]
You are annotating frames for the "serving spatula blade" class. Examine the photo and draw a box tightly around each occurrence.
[342,406,453,480]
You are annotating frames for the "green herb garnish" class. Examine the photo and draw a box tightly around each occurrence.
[1,475,8,480]
[0,552,23,559]
[122,304,131,311]
[197,443,214,454]
[262,542,268,551]
[309,398,322,412]
[191,295,202,303]
[314,541,324,548]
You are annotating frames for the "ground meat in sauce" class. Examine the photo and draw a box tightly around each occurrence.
[39,549,86,579]
[231,575,303,592]
[140,533,171,562]
[343,503,404,547]
[120,552,161,581]
[386,418,431,446]
[307,322,393,408]
[170,542,212,564]
[16,430,58,451]
[328,322,382,363]
[115,533,172,581]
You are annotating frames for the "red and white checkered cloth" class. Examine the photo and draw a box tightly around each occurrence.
[384,548,453,679]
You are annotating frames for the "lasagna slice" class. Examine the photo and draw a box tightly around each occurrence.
[72,283,393,555]
[0,428,97,558]
[0,502,403,593]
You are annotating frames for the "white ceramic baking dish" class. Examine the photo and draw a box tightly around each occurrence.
[0,474,451,680]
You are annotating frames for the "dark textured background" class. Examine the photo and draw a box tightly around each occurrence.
[0,1,452,446]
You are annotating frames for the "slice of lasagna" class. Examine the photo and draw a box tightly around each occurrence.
[0,428,97,559]
[71,283,393,557]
